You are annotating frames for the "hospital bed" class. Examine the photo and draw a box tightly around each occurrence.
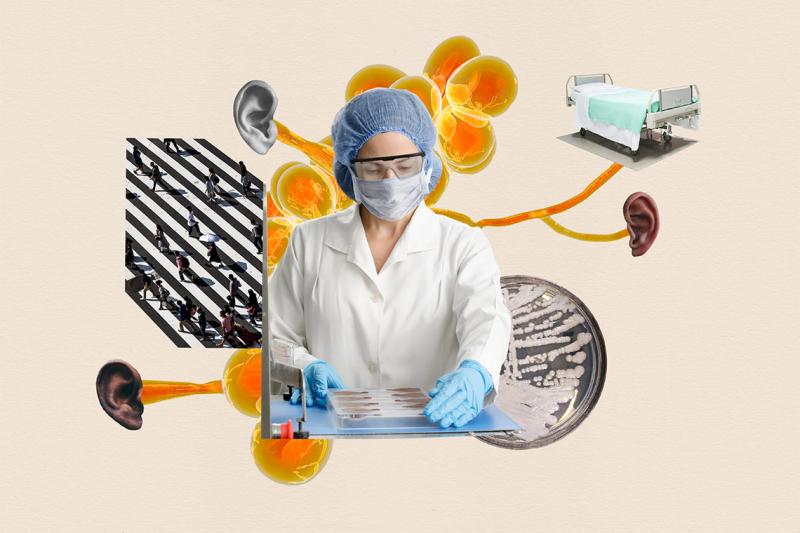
[565,73,701,157]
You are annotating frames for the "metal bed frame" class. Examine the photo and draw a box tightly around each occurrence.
[565,73,701,155]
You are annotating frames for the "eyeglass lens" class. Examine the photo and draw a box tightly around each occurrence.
[354,154,424,180]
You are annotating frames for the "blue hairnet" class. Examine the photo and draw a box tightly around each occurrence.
[331,88,442,202]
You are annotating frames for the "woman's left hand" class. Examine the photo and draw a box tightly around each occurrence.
[423,360,493,429]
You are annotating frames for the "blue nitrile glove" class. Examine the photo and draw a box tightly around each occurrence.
[423,359,494,429]
[289,360,345,407]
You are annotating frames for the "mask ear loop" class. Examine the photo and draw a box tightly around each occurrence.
[421,155,433,195]
[348,165,364,204]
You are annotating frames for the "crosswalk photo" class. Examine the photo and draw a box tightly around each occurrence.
[124,138,264,348]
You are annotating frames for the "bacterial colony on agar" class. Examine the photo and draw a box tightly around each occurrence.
[478,275,607,449]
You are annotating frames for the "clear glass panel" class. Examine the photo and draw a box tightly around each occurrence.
[353,154,424,180]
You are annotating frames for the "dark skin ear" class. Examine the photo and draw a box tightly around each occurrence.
[623,192,660,257]
[233,80,279,155]
[96,360,144,430]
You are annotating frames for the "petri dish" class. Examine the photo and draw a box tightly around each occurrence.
[476,276,606,449]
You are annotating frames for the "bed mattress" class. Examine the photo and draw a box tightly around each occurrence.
[570,82,697,151]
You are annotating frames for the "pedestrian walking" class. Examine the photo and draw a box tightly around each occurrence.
[156,280,171,310]
[239,161,252,197]
[206,241,221,267]
[197,307,208,341]
[125,238,134,267]
[228,274,240,302]
[209,167,221,187]
[175,251,192,282]
[216,309,238,347]
[140,273,156,300]
[177,301,197,334]
[222,302,238,319]
[187,205,201,237]
[133,146,145,174]
[149,162,166,192]
[184,296,197,321]
[246,289,260,311]
[247,289,260,326]
[250,218,263,254]
[205,170,219,203]
[163,138,180,153]
[154,224,171,253]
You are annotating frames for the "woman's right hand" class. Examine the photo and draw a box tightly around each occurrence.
[289,360,345,407]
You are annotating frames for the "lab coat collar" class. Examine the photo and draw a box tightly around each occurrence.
[324,201,440,278]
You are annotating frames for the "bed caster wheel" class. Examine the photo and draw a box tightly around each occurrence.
[579,128,586,137]
[631,149,639,158]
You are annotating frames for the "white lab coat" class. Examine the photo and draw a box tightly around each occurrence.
[268,201,511,402]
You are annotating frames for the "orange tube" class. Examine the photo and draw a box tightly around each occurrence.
[140,380,223,405]
[431,162,624,227]
[275,120,335,170]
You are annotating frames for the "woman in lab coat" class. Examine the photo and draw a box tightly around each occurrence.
[268,88,512,428]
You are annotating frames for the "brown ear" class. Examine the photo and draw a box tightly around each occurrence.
[96,360,144,430]
[623,192,660,257]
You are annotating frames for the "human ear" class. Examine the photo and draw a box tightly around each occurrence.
[96,360,144,430]
[233,80,279,155]
[623,192,660,257]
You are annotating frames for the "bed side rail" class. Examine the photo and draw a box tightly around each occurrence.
[645,84,701,128]
[565,73,613,106]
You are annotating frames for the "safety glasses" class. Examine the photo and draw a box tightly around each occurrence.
[351,152,425,180]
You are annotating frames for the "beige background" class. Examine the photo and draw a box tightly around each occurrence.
[2,1,798,531]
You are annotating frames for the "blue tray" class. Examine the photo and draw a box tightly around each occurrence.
[268,396,522,438]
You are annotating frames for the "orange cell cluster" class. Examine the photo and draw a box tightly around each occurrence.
[251,423,333,485]
[264,36,522,273]
[264,35,630,274]
[127,348,333,485]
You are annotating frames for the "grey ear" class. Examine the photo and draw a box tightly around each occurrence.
[233,80,279,155]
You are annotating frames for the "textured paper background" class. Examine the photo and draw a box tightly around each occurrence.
[2,1,798,531]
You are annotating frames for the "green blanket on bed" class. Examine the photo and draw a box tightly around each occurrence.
[588,89,660,133]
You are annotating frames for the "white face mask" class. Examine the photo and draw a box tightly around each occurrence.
[350,166,432,221]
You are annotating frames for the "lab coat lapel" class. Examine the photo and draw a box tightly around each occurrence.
[322,203,440,286]
[380,202,439,271]
[322,204,378,286]
[348,217,379,285]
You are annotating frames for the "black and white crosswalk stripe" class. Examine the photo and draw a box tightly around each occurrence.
[192,138,265,191]
[125,167,261,282]
[175,138,263,213]
[125,138,264,348]
[146,138,262,222]
[125,249,208,348]
[130,139,258,244]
